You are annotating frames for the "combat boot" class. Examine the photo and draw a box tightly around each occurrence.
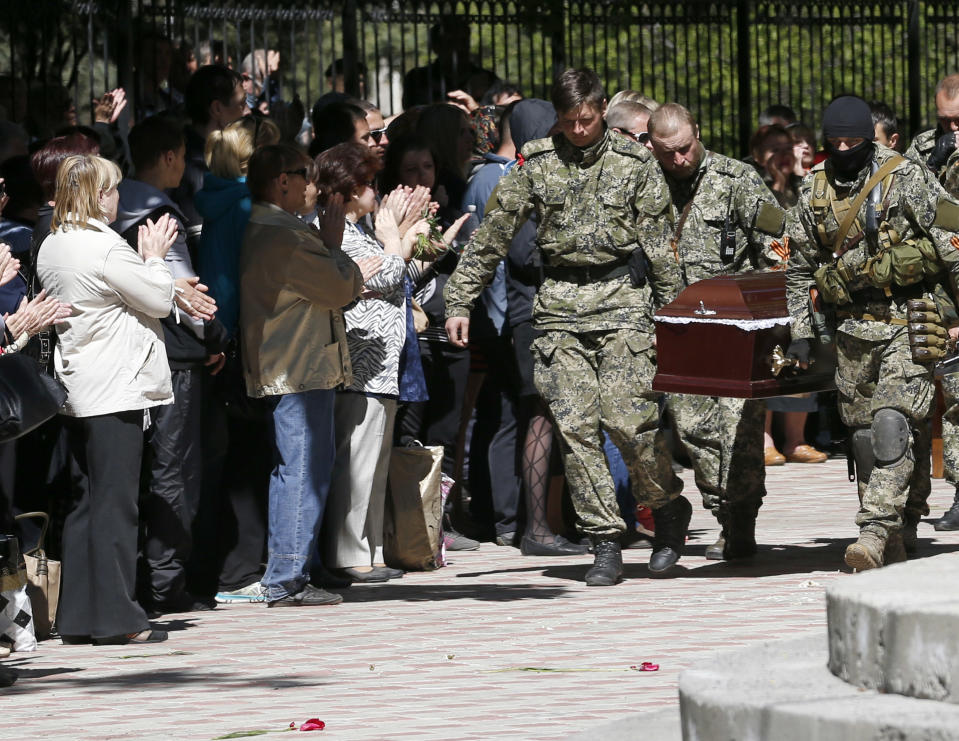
[935,487,959,531]
[704,531,726,560]
[585,540,623,586]
[649,495,692,575]
[704,507,727,560]
[844,531,885,571]
[884,532,907,565]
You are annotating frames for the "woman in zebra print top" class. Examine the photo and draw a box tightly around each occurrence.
[314,142,446,582]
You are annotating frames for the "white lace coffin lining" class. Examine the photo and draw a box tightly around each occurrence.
[654,315,792,330]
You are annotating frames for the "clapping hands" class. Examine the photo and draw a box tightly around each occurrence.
[138,213,178,262]
[0,243,21,287]
[175,277,217,321]
[5,290,71,339]
[380,185,432,238]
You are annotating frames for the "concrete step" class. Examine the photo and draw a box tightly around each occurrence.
[826,552,959,703]
[678,633,959,741]
[563,707,681,741]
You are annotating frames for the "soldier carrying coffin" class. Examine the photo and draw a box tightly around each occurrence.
[785,95,959,570]
[644,102,789,563]
[904,73,959,534]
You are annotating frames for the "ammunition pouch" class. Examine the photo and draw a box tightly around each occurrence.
[930,282,959,328]
[908,322,948,340]
[862,237,940,289]
[812,264,852,305]
[814,238,943,307]
[908,310,941,324]
[907,297,953,364]
[913,346,949,363]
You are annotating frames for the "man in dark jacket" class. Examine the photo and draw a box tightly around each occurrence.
[170,65,248,257]
[114,114,225,613]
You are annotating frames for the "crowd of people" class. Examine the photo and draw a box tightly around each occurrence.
[3,25,959,666]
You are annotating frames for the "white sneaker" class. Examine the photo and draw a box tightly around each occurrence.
[214,581,265,603]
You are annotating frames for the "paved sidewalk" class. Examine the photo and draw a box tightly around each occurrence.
[7,459,959,740]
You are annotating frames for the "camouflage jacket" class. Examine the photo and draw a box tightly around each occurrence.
[444,128,676,334]
[786,146,959,342]
[905,128,937,165]
[905,128,959,196]
[645,152,787,306]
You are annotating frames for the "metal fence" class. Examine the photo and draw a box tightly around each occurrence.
[4,1,959,156]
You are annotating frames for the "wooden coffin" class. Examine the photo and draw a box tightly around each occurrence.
[652,271,836,398]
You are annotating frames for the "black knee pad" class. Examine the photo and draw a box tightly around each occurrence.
[871,408,911,468]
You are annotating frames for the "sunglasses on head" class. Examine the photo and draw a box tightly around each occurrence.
[615,127,649,144]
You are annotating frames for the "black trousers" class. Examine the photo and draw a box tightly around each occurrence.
[395,340,470,478]
[141,368,203,605]
[468,337,522,536]
[0,417,70,557]
[59,410,150,639]
[187,368,269,596]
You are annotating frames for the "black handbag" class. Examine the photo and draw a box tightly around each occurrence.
[0,353,67,442]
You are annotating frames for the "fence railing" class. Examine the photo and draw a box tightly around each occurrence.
[4,1,959,156]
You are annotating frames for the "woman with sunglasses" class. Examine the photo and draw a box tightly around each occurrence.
[313,141,433,582]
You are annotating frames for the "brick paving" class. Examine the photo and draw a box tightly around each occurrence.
[6,458,959,741]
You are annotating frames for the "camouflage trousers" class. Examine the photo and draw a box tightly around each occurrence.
[532,328,683,540]
[666,394,766,523]
[938,372,959,487]
[835,329,936,536]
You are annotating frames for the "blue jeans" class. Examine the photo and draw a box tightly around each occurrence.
[262,388,336,601]
[603,432,636,530]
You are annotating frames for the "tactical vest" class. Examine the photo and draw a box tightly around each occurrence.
[809,159,941,305]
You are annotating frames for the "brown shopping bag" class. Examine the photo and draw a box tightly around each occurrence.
[14,512,60,641]
[384,444,444,571]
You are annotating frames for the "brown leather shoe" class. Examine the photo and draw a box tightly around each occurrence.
[764,447,786,466]
[784,444,827,463]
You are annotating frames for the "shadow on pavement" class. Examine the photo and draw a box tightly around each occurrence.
[2,658,83,680]
[149,617,200,633]
[3,663,327,694]
[540,538,959,581]
[439,538,959,583]
[337,583,572,603]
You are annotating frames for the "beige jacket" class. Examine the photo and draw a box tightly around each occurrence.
[239,202,363,397]
[36,218,176,417]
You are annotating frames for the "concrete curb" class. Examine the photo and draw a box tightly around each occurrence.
[826,553,959,702]
[563,707,681,741]
[678,633,959,740]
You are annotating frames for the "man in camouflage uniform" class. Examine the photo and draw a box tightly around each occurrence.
[786,95,959,570]
[445,68,691,585]
[904,73,959,533]
[645,103,788,561]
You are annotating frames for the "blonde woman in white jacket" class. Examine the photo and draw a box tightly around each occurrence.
[37,154,178,645]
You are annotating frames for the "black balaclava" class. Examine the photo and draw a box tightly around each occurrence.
[821,95,876,180]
